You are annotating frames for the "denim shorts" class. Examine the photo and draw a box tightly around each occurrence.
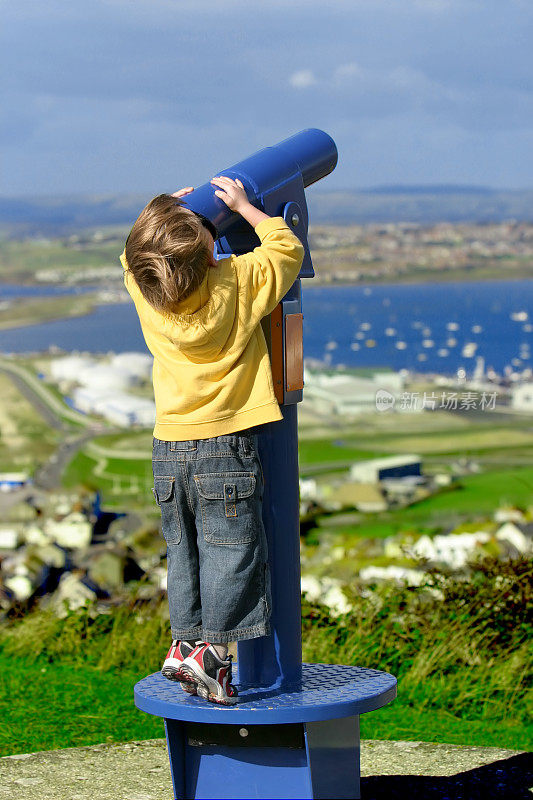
[151,429,272,643]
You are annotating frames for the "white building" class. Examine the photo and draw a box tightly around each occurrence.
[94,395,155,428]
[302,369,405,417]
[109,352,153,381]
[72,388,155,428]
[511,383,533,412]
[50,355,96,382]
[350,454,422,483]
[76,364,138,392]
[0,472,30,492]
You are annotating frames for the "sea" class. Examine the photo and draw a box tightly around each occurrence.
[1,279,531,378]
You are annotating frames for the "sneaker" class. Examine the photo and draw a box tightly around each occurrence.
[179,642,238,706]
[161,639,205,694]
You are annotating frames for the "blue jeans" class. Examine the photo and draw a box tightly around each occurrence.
[152,429,272,643]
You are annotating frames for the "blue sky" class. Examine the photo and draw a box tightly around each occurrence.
[2,0,532,195]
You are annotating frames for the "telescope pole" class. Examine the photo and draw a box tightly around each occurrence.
[237,401,302,688]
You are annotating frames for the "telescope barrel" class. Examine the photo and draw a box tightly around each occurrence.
[274,128,338,187]
[182,128,337,235]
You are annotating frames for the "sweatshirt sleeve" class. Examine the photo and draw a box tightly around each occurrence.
[232,216,305,324]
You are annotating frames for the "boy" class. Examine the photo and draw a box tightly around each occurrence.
[121,176,304,705]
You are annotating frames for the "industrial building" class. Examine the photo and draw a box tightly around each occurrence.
[349,454,422,483]
[302,369,405,417]
[72,388,155,428]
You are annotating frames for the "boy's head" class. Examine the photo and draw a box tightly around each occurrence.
[125,194,217,312]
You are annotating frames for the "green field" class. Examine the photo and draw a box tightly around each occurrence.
[0,559,530,755]
[0,237,124,283]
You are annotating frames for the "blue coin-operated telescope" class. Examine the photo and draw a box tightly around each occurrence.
[135,130,396,800]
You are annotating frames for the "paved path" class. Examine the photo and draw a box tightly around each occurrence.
[0,738,530,799]
[0,360,89,428]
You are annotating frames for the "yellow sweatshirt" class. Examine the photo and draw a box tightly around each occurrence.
[120,216,305,440]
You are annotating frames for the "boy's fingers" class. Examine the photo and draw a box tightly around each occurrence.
[236,179,244,188]
[211,176,236,187]
[171,187,194,197]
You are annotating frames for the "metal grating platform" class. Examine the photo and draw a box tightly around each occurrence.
[135,662,397,725]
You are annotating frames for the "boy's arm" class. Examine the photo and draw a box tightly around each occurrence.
[211,177,305,322]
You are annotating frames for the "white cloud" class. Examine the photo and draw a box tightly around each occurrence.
[333,63,363,84]
[289,70,317,89]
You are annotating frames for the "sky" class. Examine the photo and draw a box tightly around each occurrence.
[2,0,532,196]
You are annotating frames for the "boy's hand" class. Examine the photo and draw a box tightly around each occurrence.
[210,177,249,213]
[171,187,194,198]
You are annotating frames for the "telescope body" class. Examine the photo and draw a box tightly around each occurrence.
[134,130,397,800]
[182,128,337,278]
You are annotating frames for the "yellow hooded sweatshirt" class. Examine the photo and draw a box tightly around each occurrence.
[120,216,305,441]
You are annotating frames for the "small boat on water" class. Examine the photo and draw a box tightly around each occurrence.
[471,324,483,334]
[462,342,477,357]
[511,311,528,322]
[395,341,407,350]
[446,322,460,331]
[365,339,377,348]
[385,327,396,336]
[437,348,449,357]
[446,337,458,347]
[325,340,338,351]
[523,324,533,332]
[422,339,435,348]
[360,322,372,331]
[417,353,427,361]
[350,342,360,351]
[422,327,432,337]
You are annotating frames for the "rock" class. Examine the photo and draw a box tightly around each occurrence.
[0,527,20,550]
[47,572,98,615]
[4,574,33,602]
[5,502,37,523]
[23,525,50,547]
[44,512,92,550]
[87,551,125,592]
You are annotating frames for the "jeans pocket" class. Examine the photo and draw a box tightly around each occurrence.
[194,471,257,545]
[152,475,182,545]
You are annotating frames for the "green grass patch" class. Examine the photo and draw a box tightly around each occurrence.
[309,466,533,540]
[0,655,163,754]
[0,559,530,755]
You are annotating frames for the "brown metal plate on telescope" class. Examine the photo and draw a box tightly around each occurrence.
[285,313,304,392]
[270,303,284,404]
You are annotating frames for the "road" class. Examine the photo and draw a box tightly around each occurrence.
[0,360,115,492]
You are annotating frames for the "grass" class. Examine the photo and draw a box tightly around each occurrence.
[305,465,533,543]
[0,372,60,473]
[0,237,124,283]
[0,655,164,754]
[0,559,530,755]
[0,294,100,330]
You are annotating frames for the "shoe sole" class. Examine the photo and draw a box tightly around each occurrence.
[179,661,238,706]
[161,663,197,694]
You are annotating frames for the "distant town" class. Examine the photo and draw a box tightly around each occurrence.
[0,349,532,618]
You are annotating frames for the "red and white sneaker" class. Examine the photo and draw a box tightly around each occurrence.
[179,642,238,706]
[161,639,205,694]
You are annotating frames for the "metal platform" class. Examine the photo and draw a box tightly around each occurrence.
[135,662,397,723]
[135,663,396,799]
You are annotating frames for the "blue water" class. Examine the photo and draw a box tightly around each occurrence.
[1,279,531,377]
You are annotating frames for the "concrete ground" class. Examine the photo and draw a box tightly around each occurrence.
[1,738,531,800]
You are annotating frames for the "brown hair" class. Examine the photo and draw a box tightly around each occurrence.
[124,194,211,311]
